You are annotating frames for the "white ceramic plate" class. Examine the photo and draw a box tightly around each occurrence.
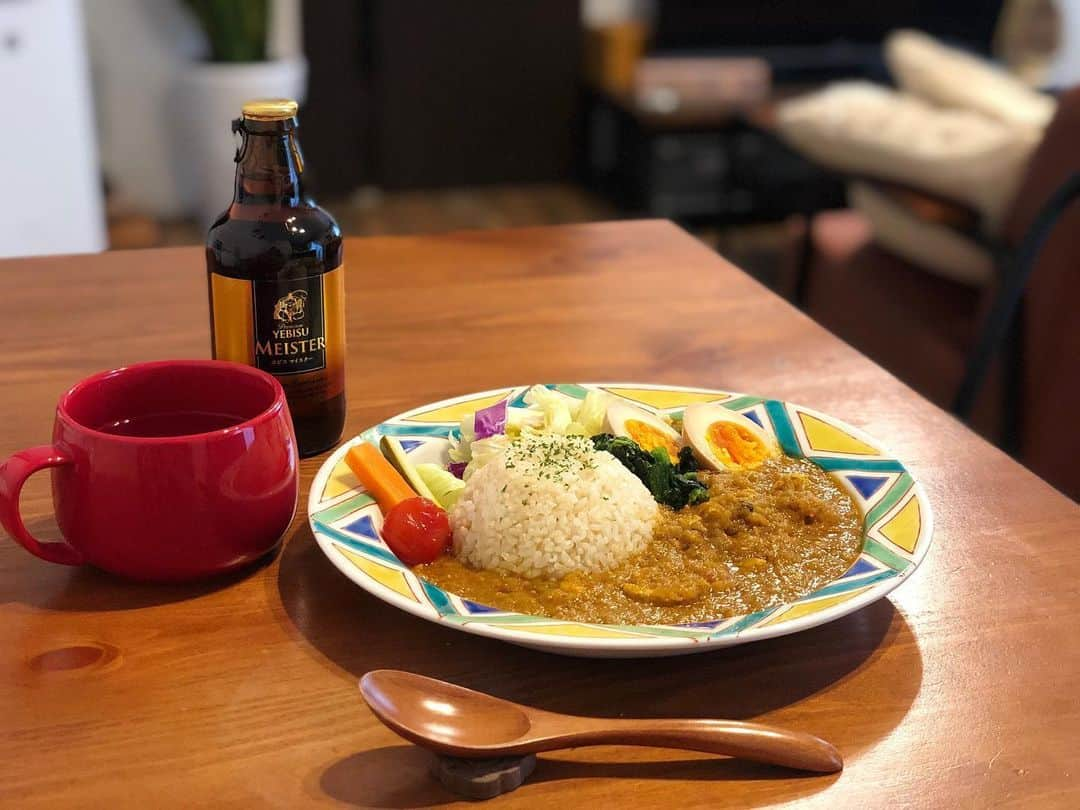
[308,384,932,658]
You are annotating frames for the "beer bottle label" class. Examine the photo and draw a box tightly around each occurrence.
[252,275,326,375]
[209,266,346,396]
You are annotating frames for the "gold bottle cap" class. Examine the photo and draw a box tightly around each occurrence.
[241,98,299,121]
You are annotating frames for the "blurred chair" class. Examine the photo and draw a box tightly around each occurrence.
[784,86,1080,501]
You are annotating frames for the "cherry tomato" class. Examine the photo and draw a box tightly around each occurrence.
[381,497,451,565]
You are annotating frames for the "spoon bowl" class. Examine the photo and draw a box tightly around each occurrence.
[360,670,842,773]
[362,669,533,747]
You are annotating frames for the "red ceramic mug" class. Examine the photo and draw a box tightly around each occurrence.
[0,360,299,582]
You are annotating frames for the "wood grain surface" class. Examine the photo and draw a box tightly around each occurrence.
[0,221,1077,808]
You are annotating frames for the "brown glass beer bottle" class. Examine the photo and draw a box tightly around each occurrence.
[206,99,346,457]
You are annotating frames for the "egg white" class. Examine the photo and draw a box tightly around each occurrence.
[682,403,779,471]
[604,400,682,454]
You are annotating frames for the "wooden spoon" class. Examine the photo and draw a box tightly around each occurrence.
[359,670,843,773]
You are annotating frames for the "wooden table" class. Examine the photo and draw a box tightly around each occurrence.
[1,221,1077,808]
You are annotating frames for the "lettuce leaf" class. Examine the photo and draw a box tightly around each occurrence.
[415,463,466,509]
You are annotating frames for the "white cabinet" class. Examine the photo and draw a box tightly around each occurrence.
[0,0,105,258]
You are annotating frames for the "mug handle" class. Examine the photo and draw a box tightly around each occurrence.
[0,446,84,565]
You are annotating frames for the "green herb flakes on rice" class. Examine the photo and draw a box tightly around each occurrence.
[449,433,658,578]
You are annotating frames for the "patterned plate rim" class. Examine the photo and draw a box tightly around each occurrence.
[308,383,933,652]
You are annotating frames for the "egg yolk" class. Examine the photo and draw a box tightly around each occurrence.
[626,419,679,461]
[707,422,770,468]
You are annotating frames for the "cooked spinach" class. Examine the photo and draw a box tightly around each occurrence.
[591,434,709,510]
[676,445,698,474]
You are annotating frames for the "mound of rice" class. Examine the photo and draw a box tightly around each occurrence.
[449,433,657,578]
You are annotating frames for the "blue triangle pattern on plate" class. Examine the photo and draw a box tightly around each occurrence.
[461,599,502,614]
[343,514,379,541]
[399,439,424,453]
[847,474,890,500]
[843,556,879,578]
[744,411,763,427]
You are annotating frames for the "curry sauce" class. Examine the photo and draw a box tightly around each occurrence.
[415,457,863,624]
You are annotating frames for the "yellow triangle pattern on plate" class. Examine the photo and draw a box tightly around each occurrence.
[405,391,512,423]
[760,586,873,626]
[322,459,360,502]
[337,546,417,601]
[605,388,728,409]
[493,622,647,640]
[879,495,921,554]
[798,412,879,456]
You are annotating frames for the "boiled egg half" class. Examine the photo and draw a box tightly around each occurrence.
[683,403,779,471]
[604,400,682,461]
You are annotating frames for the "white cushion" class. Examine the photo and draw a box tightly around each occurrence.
[886,29,1056,131]
[848,181,995,287]
[776,82,1035,231]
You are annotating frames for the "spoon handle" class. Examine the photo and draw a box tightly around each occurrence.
[539,718,842,773]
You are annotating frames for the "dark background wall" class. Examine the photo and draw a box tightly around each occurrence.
[301,0,582,194]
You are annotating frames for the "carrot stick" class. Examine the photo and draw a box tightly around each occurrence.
[345,441,417,513]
